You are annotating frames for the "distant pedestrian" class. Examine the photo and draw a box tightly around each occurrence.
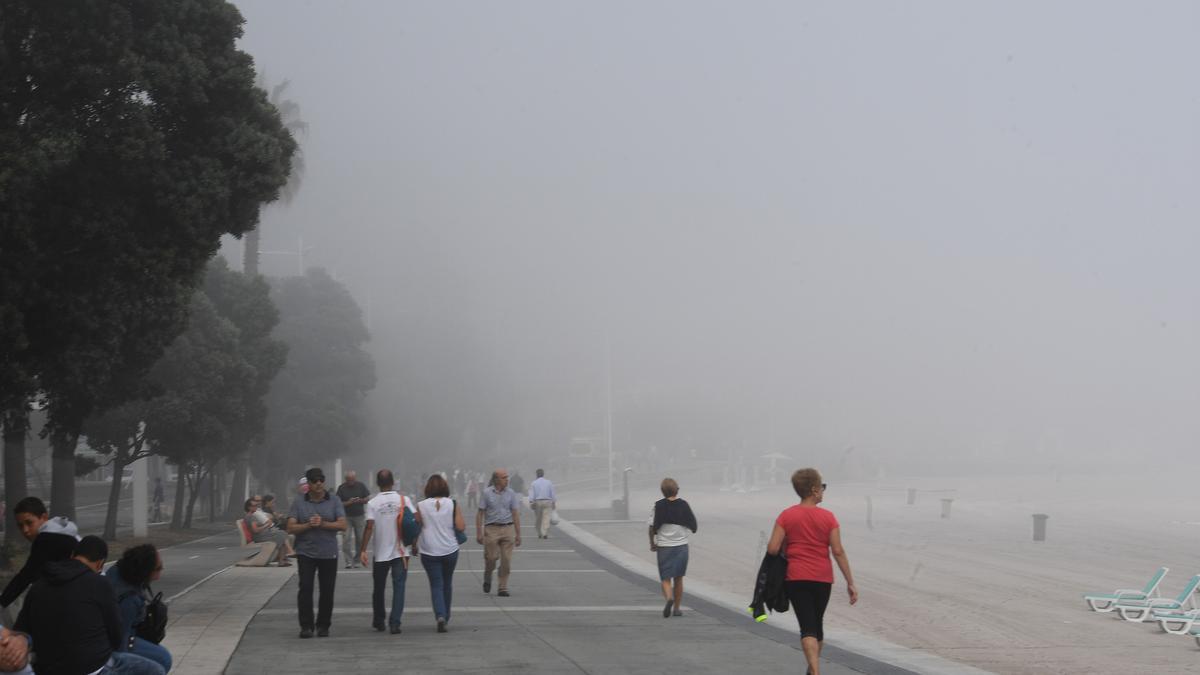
[336,471,370,569]
[151,479,165,522]
[528,469,557,539]
[766,468,857,675]
[510,471,526,496]
[465,476,479,511]
[0,498,80,611]
[287,467,347,638]
[105,544,172,672]
[416,474,465,633]
[358,470,415,634]
[476,469,521,597]
[648,478,697,618]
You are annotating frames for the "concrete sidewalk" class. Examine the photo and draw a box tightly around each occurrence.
[199,522,912,674]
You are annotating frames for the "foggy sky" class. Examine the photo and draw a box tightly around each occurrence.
[227,1,1200,468]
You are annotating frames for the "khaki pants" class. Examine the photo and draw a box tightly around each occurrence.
[532,500,553,537]
[483,524,516,590]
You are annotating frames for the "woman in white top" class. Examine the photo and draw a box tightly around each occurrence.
[415,474,466,633]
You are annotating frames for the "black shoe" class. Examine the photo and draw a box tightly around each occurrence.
[663,600,673,618]
[497,589,510,597]
[437,619,447,633]
[390,625,402,634]
[373,621,385,632]
[299,628,314,639]
[483,579,491,593]
[317,627,330,637]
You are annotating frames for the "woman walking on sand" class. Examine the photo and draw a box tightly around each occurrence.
[767,468,857,675]
[648,478,697,618]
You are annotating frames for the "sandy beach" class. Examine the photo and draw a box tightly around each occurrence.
[561,470,1200,674]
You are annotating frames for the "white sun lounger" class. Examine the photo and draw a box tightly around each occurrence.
[1150,607,1200,635]
[1083,567,1168,612]
[1112,574,1200,622]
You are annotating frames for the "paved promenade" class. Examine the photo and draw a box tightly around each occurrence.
[157,521,922,674]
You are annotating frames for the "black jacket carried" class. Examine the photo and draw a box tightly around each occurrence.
[0,526,78,608]
[748,552,789,621]
[652,498,697,533]
[14,559,122,675]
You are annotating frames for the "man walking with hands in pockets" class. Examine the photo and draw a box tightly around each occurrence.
[477,469,521,597]
[288,467,347,638]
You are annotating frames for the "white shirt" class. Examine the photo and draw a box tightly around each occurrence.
[529,476,556,501]
[417,497,460,557]
[365,491,416,561]
[647,506,689,547]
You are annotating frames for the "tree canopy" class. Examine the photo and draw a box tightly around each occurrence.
[259,269,375,485]
[0,0,296,517]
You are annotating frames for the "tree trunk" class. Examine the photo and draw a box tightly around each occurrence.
[102,455,126,540]
[184,476,201,529]
[49,431,78,520]
[225,457,248,517]
[3,409,29,550]
[170,470,186,530]
[243,227,260,276]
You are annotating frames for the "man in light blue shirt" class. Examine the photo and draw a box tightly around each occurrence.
[528,469,557,539]
[476,469,521,597]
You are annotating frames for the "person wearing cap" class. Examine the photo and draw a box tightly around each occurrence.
[287,467,347,638]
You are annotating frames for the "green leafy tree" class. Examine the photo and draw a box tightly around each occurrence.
[0,1,297,519]
[258,270,375,492]
[84,258,286,532]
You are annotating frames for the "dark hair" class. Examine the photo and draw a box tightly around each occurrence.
[73,535,108,563]
[376,469,394,489]
[305,467,325,484]
[424,474,450,499]
[263,494,275,503]
[243,498,256,512]
[13,496,47,518]
[116,544,159,586]
[536,468,544,478]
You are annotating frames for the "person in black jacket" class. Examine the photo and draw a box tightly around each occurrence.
[647,478,697,618]
[14,536,163,675]
[0,498,79,611]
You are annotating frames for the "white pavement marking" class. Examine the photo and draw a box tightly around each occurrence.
[256,605,688,616]
[165,567,231,604]
[188,555,200,559]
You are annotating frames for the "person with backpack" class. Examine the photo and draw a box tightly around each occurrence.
[105,544,172,672]
[358,470,416,634]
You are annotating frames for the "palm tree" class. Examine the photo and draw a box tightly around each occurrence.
[243,78,308,276]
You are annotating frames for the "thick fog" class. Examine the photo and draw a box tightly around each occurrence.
[230,1,1200,472]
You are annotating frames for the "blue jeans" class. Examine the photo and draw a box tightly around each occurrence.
[103,651,165,675]
[130,637,172,672]
[420,550,458,622]
[372,557,408,627]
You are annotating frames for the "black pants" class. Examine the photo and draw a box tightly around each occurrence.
[785,580,832,641]
[297,555,338,629]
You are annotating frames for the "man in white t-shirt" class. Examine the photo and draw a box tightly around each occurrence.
[358,469,415,634]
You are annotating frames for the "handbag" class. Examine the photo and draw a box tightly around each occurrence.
[550,508,560,525]
[453,499,468,545]
[396,493,422,546]
[135,589,168,644]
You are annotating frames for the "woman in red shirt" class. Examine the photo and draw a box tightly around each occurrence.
[767,468,858,675]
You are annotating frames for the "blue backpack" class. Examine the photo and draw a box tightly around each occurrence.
[397,494,422,546]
